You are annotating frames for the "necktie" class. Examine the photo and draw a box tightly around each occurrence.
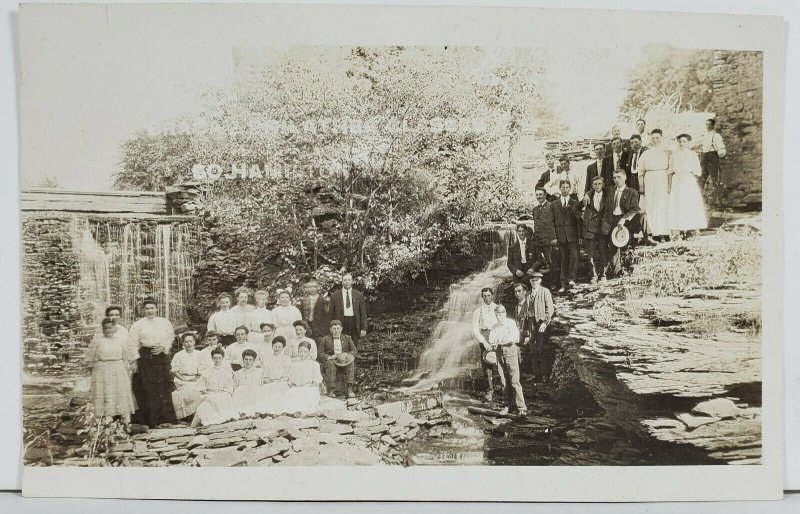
[346,291,351,309]
[615,189,622,209]
[632,151,638,170]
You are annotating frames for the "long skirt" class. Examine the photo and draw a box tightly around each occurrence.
[643,170,670,237]
[131,353,177,428]
[668,173,708,231]
[90,360,135,418]
[278,385,321,415]
[232,385,262,417]
[192,392,236,426]
[171,380,202,420]
[259,381,291,415]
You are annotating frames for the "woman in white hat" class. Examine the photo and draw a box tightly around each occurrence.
[668,133,708,236]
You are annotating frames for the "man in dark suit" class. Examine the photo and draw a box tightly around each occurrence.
[531,188,560,289]
[625,134,647,192]
[603,170,641,277]
[507,224,545,284]
[512,282,532,372]
[604,125,631,154]
[329,273,368,347]
[607,137,629,181]
[584,143,614,193]
[317,320,358,398]
[299,280,330,341]
[535,152,560,201]
[581,175,611,282]
[552,180,582,292]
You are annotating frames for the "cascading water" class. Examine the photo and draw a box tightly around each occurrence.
[406,226,516,391]
[67,217,197,330]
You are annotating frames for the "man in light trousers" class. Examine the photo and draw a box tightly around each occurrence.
[489,305,527,417]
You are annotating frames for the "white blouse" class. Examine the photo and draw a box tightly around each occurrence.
[287,359,323,387]
[207,309,239,336]
[247,307,276,333]
[669,149,702,177]
[128,317,174,353]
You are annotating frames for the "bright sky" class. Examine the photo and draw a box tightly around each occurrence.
[21,5,646,191]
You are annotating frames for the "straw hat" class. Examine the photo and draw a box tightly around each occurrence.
[482,348,498,366]
[334,352,355,367]
[611,225,631,248]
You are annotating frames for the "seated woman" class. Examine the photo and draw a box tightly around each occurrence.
[198,331,232,373]
[279,341,323,415]
[170,332,204,421]
[225,326,253,372]
[191,347,236,427]
[252,322,276,368]
[231,349,264,418]
[87,317,136,423]
[287,320,318,361]
[258,336,292,414]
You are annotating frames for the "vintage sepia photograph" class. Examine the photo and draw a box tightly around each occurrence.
[17,2,784,502]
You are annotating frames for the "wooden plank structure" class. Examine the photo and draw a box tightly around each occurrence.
[21,189,167,215]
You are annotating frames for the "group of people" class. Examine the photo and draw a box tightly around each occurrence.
[528,119,721,289]
[471,272,553,417]
[85,274,369,428]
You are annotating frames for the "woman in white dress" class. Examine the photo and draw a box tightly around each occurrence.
[637,129,672,242]
[225,326,254,372]
[87,318,136,421]
[198,331,232,373]
[272,290,302,348]
[231,349,264,418]
[247,290,275,345]
[191,348,236,427]
[252,322,276,368]
[668,134,708,234]
[279,341,323,415]
[207,293,238,347]
[170,332,204,420]
[259,336,292,414]
[287,320,318,360]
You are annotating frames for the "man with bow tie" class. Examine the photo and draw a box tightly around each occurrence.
[603,169,641,277]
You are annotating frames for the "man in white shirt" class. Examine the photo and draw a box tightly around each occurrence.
[331,274,368,347]
[471,287,505,402]
[545,156,580,199]
[696,118,727,206]
[489,305,527,416]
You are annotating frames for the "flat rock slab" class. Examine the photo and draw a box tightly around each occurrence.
[206,448,250,467]
[321,410,370,423]
[374,396,442,418]
[319,424,354,435]
[276,445,384,466]
[134,427,196,441]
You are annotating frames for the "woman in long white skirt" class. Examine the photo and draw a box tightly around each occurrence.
[192,348,236,427]
[259,336,292,415]
[638,129,672,240]
[170,332,204,420]
[668,134,708,233]
[231,349,264,418]
[278,341,322,415]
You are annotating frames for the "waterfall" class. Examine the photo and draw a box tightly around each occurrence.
[67,217,197,329]
[405,226,516,391]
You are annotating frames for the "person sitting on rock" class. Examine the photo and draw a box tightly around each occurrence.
[231,349,265,418]
[281,341,324,414]
[258,336,292,415]
[289,319,318,361]
[192,347,236,427]
[317,319,358,398]
[225,326,254,372]
[198,330,231,373]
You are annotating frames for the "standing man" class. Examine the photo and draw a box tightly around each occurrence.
[545,156,580,200]
[585,143,613,193]
[512,282,532,371]
[553,180,581,293]
[507,224,543,284]
[531,188,560,289]
[626,134,647,192]
[633,118,647,142]
[605,125,630,154]
[608,137,629,181]
[604,170,641,277]
[299,280,330,341]
[330,273,368,348]
[489,305,527,417]
[696,118,727,206]
[317,320,358,398]
[527,273,554,382]
[581,175,611,282]
[535,152,560,201]
[472,287,505,402]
